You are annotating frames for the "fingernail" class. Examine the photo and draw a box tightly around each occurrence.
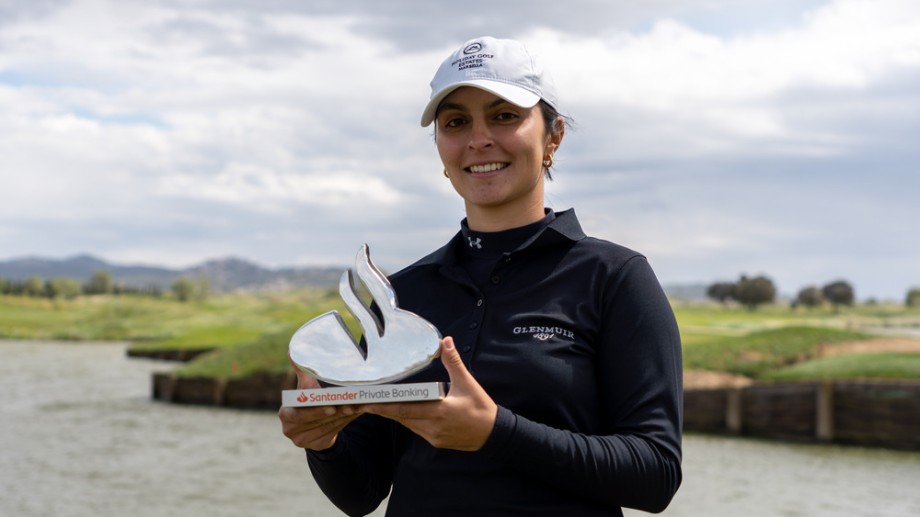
[324,407,336,416]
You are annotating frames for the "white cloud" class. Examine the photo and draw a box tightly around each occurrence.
[156,167,404,212]
[525,0,920,162]
[0,0,918,299]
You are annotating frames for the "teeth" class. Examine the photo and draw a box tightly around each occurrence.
[469,163,507,173]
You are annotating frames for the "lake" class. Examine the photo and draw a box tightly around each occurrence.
[1,340,918,516]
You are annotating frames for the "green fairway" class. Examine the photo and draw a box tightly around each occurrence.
[3,293,919,382]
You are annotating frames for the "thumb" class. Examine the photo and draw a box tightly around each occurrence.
[439,337,472,387]
[288,354,321,390]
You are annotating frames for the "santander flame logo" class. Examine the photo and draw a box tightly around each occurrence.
[296,392,309,403]
[289,244,442,386]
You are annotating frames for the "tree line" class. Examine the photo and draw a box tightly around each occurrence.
[707,275,920,310]
[0,270,209,302]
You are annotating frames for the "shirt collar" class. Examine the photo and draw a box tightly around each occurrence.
[414,208,586,268]
[459,210,554,258]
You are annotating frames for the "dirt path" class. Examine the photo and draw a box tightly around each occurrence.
[684,370,753,389]
[817,337,920,356]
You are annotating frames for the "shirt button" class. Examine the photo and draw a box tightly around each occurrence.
[490,275,500,285]
[462,346,472,353]
[476,299,483,307]
[469,322,478,329]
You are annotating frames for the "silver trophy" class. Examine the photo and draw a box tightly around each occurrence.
[282,244,444,406]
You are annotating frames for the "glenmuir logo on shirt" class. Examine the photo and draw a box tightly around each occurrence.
[513,325,575,341]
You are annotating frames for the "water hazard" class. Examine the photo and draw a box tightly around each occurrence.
[1,340,918,516]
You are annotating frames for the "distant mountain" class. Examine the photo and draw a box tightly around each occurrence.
[1,254,724,299]
[0,254,343,293]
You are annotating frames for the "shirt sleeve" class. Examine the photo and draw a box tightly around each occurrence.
[479,255,683,513]
[306,414,395,517]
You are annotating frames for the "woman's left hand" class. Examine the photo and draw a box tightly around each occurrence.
[362,336,498,451]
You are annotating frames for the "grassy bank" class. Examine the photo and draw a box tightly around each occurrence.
[3,293,919,382]
[183,301,920,382]
[676,303,920,381]
[0,288,344,348]
[763,352,920,381]
[683,326,875,378]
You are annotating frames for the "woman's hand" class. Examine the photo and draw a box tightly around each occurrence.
[362,336,498,451]
[278,360,361,451]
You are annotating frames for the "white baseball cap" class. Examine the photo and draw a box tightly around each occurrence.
[420,36,559,127]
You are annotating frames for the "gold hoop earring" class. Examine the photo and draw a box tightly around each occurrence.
[543,156,554,169]
[443,169,449,178]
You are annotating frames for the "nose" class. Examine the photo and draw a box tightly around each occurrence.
[467,119,493,150]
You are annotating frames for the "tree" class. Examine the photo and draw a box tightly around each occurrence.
[46,277,82,300]
[172,277,195,302]
[822,280,854,311]
[0,276,8,295]
[795,286,824,308]
[706,282,735,304]
[84,270,115,295]
[23,276,45,297]
[906,288,920,308]
[172,276,210,302]
[733,275,776,311]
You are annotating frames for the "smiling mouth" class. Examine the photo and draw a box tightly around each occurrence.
[466,162,509,173]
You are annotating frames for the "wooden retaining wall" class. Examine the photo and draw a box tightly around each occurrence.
[153,371,297,410]
[151,371,920,450]
[684,380,920,450]
[128,347,214,361]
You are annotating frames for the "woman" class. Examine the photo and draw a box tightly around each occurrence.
[279,36,682,516]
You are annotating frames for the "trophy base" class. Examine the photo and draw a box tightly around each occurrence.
[282,382,446,407]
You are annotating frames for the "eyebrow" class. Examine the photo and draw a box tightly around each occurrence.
[437,97,512,115]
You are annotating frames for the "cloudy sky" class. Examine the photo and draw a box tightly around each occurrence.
[1,0,918,301]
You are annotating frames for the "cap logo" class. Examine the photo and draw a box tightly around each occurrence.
[463,42,483,54]
[451,43,494,72]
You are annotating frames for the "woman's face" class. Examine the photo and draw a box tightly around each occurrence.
[435,87,562,229]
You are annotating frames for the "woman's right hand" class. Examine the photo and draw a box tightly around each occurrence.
[278,360,361,451]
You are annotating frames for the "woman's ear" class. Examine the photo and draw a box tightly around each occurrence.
[548,116,565,152]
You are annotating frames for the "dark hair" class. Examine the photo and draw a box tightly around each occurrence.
[537,100,570,181]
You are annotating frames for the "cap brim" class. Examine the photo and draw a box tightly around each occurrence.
[420,80,541,127]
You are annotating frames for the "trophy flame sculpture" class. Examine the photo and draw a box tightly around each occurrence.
[289,244,442,386]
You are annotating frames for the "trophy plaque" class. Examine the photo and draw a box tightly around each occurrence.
[281,244,445,407]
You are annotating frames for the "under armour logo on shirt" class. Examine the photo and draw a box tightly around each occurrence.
[468,237,482,249]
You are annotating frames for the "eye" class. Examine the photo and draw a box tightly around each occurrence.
[445,117,466,128]
[494,111,520,123]
[438,114,467,129]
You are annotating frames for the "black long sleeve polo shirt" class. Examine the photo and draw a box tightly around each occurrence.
[307,209,683,516]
